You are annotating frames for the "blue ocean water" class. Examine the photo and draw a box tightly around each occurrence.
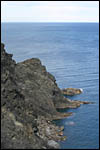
[1,23,99,149]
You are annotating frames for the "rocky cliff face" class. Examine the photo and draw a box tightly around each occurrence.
[1,43,73,149]
[1,43,92,149]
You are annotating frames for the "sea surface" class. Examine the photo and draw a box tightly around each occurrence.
[1,23,99,149]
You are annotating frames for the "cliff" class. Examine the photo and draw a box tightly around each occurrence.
[1,43,92,149]
[1,43,72,149]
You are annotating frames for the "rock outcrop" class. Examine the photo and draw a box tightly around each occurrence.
[1,43,93,149]
[61,88,83,96]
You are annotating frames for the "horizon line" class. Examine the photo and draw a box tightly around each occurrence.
[1,21,99,23]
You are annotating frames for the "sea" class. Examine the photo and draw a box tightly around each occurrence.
[1,23,99,149]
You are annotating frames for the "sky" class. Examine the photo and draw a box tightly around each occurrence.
[1,1,99,22]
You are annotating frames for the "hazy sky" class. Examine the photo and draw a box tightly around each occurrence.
[1,1,99,22]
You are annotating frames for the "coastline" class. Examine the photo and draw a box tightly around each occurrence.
[1,43,93,149]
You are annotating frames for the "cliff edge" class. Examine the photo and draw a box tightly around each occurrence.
[1,43,73,149]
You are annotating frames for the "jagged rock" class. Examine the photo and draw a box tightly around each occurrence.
[1,43,57,149]
[61,88,83,96]
[59,98,94,109]
[73,100,94,104]
[35,116,66,142]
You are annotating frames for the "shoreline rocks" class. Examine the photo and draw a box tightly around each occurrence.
[47,140,60,149]
[36,116,67,142]
[61,88,83,96]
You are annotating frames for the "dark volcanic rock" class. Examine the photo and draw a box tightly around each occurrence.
[1,43,46,149]
[1,43,71,149]
[15,57,71,118]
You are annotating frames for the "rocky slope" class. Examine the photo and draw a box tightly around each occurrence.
[1,43,92,149]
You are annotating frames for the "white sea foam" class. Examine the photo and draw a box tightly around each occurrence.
[80,88,83,92]
[65,121,75,126]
